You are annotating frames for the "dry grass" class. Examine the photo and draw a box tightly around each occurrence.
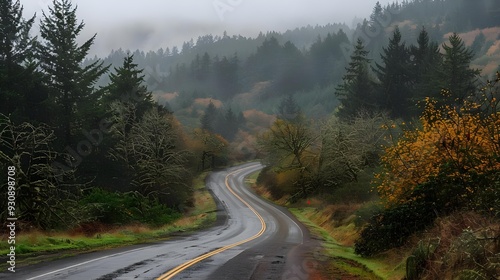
[251,183,290,205]
[114,224,150,235]
[299,203,362,247]
[402,212,500,279]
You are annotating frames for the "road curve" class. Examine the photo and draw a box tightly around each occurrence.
[1,163,317,280]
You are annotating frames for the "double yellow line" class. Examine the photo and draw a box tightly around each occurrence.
[157,166,266,280]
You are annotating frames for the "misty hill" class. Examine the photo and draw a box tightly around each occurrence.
[86,23,350,87]
[84,0,500,129]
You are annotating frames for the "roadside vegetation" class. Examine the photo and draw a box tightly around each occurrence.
[0,0,229,237]
[0,172,216,269]
[255,2,500,278]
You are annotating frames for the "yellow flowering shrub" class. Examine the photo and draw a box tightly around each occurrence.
[376,73,500,207]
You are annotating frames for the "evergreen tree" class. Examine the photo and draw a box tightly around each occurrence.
[441,33,480,103]
[0,0,46,123]
[246,37,282,81]
[374,26,412,119]
[213,107,239,141]
[410,27,444,110]
[105,54,153,120]
[336,38,377,119]
[0,0,35,67]
[309,30,350,86]
[223,108,239,141]
[278,94,302,122]
[200,52,211,80]
[37,0,108,146]
[369,1,383,31]
[214,54,239,100]
[200,101,217,132]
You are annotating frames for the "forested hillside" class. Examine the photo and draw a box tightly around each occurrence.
[1,0,500,278]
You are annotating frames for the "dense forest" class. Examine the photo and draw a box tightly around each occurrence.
[1,0,500,278]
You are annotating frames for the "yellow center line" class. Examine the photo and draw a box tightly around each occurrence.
[157,165,266,280]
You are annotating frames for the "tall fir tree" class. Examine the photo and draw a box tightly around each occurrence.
[0,0,35,67]
[336,38,377,119]
[278,94,302,122]
[410,27,444,112]
[37,0,108,146]
[213,107,239,141]
[200,101,218,132]
[369,1,383,30]
[214,54,239,100]
[0,0,47,123]
[441,33,480,103]
[374,26,412,119]
[105,54,153,120]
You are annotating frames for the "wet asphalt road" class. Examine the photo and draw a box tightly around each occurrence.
[1,163,313,280]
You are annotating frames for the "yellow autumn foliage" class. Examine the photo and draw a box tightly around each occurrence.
[377,73,500,206]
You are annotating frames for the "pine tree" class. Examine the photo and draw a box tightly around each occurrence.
[278,94,302,122]
[336,38,377,119]
[0,0,46,123]
[441,33,480,103]
[105,54,153,120]
[201,101,217,132]
[37,0,108,145]
[214,54,239,100]
[369,1,383,30]
[410,27,443,110]
[200,52,211,80]
[0,0,35,67]
[213,107,239,141]
[374,26,412,119]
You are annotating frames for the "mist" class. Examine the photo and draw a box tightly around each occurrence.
[22,0,392,56]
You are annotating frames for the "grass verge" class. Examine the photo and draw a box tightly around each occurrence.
[250,170,405,279]
[289,207,406,280]
[0,172,217,269]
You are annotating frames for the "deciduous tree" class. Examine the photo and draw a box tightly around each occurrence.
[0,114,78,229]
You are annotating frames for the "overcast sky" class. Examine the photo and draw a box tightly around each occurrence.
[22,0,393,56]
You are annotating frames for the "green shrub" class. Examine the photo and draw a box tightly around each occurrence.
[354,201,383,228]
[354,181,444,256]
[256,167,286,199]
[354,199,437,256]
[355,172,500,256]
[15,244,34,254]
[141,202,181,227]
[80,188,180,226]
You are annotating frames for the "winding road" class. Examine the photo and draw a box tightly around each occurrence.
[2,163,319,280]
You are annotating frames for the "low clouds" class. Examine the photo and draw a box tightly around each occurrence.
[22,0,392,56]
